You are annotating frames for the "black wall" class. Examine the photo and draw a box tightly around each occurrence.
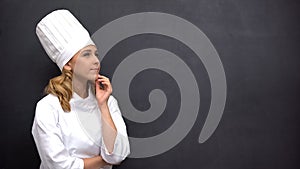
[1,0,299,168]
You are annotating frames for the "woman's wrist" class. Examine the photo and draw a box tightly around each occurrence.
[98,101,109,111]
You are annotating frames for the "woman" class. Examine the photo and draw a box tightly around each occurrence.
[32,9,130,169]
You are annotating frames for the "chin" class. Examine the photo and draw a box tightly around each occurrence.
[88,74,97,81]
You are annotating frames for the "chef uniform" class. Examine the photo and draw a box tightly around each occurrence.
[32,9,130,169]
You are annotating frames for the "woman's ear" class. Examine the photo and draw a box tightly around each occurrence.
[63,62,72,71]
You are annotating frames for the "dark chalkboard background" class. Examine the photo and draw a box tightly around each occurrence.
[0,0,299,168]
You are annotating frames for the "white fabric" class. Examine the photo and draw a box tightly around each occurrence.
[36,9,95,70]
[32,89,130,169]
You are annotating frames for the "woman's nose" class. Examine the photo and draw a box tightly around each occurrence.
[92,54,100,65]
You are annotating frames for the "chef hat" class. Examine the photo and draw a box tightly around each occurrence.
[36,9,95,70]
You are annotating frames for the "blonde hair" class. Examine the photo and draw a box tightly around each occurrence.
[44,69,73,112]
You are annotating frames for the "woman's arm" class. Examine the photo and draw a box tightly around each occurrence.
[95,75,130,164]
[95,75,117,154]
[99,103,117,153]
[99,96,130,164]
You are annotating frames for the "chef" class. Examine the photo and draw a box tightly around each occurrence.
[32,9,130,169]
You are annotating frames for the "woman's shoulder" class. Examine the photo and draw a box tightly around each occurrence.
[34,94,63,122]
[36,94,61,108]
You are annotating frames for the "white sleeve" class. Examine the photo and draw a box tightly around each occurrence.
[32,99,84,169]
[100,96,130,164]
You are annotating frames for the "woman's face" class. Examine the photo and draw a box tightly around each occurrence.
[68,45,100,82]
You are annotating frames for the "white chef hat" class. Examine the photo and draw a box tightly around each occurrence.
[36,9,95,70]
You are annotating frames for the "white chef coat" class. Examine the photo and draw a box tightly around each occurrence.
[32,88,130,169]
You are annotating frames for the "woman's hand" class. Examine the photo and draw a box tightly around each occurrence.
[83,155,110,169]
[95,75,112,107]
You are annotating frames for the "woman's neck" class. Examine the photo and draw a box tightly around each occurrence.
[72,77,89,98]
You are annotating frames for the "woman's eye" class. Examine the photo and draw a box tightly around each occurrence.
[83,52,90,57]
[95,52,99,57]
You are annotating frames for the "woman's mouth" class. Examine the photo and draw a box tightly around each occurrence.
[90,68,100,71]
